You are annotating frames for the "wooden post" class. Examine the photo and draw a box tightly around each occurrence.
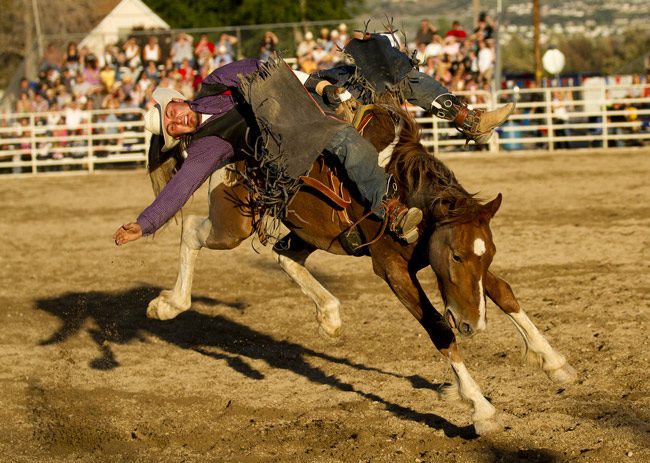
[533,0,543,87]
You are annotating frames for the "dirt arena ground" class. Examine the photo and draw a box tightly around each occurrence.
[1,149,649,462]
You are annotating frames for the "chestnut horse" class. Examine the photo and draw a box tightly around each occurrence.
[146,103,576,434]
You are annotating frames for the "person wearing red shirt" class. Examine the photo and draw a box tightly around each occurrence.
[445,21,467,40]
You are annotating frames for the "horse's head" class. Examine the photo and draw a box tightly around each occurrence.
[428,194,502,337]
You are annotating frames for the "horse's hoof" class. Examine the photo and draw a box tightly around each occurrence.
[146,292,188,320]
[473,418,503,435]
[316,302,342,339]
[546,363,578,384]
[318,324,342,340]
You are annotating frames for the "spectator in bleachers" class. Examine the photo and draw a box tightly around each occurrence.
[194,34,216,69]
[477,39,494,89]
[215,33,238,61]
[318,27,330,48]
[445,20,468,41]
[324,29,339,53]
[312,42,333,71]
[18,77,36,98]
[425,34,444,61]
[552,89,573,149]
[171,33,194,68]
[65,42,80,74]
[82,55,101,88]
[415,19,437,47]
[336,23,349,50]
[142,36,162,64]
[71,72,92,100]
[15,92,33,113]
[259,31,279,61]
[443,35,461,58]
[142,60,160,83]
[101,44,119,68]
[212,44,234,69]
[123,37,142,69]
[473,12,495,42]
[41,43,64,72]
[78,46,91,70]
[193,63,210,92]
[296,31,317,73]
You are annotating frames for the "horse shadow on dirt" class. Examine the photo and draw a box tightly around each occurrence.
[35,285,477,439]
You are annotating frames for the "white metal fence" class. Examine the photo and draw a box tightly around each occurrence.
[1,82,649,176]
[415,82,650,154]
[0,107,147,174]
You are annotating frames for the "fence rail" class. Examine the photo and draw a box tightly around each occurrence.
[1,82,649,176]
[0,108,147,174]
[414,82,650,154]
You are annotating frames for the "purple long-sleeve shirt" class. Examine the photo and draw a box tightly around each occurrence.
[136,59,262,236]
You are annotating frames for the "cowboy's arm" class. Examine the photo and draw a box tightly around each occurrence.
[295,69,352,109]
[202,58,262,87]
[114,136,233,245]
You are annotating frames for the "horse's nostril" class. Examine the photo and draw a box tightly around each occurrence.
[459,322,473,336]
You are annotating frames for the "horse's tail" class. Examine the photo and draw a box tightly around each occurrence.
[146,133,184,197]
[148,155,178,197]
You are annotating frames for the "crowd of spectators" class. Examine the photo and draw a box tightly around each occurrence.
[2,15,649,170]
[411,14,497,105]
[1,30,245,168]
[290,15,498,112]
[11,15,497,121]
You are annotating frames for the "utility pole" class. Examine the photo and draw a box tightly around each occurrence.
[31,0,44,60]
[533,0,542,86]
[494,0,503,94]
[24,0,35,78]
[472,0,481,24]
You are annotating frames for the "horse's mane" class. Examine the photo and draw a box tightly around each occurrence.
[378,98,483,224]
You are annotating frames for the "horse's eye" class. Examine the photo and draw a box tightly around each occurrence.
[452,254,462,263]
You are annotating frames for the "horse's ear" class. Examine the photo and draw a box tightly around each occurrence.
[482,193,502,220]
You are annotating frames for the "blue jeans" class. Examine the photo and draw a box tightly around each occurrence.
[324,126,389,215]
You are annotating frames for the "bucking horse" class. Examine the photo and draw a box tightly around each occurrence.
[142,59,576,435]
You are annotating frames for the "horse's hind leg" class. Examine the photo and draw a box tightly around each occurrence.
[147,181,253,320]
[485,271,577,384]
[272,233,342,338]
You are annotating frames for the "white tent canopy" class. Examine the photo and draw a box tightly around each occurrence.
[79,0,170,58]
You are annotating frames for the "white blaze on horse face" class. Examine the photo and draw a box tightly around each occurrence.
[477,277,487,331]
[473,238,486,256]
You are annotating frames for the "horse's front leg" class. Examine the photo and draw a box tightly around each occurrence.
[272,233,342,338]
[148,181,254,320]
[379,257,501,435]
[485,271,577,384]
[147,215,211,320]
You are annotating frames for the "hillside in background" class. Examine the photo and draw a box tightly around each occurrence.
[360,0,649,38]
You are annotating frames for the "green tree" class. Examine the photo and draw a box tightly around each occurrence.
[143,0,360,29]
[501,34,534,74]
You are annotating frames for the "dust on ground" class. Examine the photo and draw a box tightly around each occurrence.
[0,149,648,462]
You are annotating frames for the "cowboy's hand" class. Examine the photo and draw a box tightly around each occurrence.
[113,222,143,246]
[323,85,350,109]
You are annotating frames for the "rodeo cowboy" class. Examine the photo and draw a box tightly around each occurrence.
[113,58,424,246]
[114,31,514,247]
[311,30,515,145]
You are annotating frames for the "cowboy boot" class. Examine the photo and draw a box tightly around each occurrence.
[454,102,516,144]
[383,198,423,244]
[382,177,423,244]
